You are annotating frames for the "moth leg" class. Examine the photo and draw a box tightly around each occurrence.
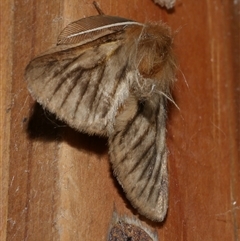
[93,1,105,15]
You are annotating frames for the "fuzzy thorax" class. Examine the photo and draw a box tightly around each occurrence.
[124,23,175,99]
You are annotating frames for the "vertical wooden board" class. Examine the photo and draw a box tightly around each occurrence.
[165,1,240,240]
[229,0,240,238]
[6,1,64,240]
[0,1,14,241]
[1,0,239,240]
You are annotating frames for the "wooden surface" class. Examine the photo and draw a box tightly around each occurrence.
[1,0,239,240]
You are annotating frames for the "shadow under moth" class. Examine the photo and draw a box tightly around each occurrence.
[25,4,176,222]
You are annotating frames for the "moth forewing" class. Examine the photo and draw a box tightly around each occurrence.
[25,13,176,222]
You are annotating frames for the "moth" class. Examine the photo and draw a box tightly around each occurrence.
[153,0,176,9]
[108,211,158,241]
[25,3,176,222]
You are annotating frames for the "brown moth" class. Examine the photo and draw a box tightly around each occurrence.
[108,211,159,241]
[25,4,176,221]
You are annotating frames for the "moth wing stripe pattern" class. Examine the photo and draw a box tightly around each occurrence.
[83,66,106,113]
[136,143,157,181]
[112,116,151,167]
[38,57,90,111]
[129,148,154,179]
[59,71,83,111]
[115,107,142,145]
[109,94,168,221]
[25,13,176,222]
[91,59,127,121]
[114,103,155,165]
[46,61,82,103]
[109,60,129,104]
[26,38,134,136]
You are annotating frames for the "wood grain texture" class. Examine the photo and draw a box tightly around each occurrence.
[1,0,239,240]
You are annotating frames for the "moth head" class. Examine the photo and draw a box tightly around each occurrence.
[128,23,176,91]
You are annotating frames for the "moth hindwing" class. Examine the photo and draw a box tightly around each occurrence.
[25,14,176,222]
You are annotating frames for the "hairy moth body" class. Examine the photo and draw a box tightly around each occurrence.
[25,14,176,221]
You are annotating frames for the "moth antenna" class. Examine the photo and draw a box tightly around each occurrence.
[93,1,105,15]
